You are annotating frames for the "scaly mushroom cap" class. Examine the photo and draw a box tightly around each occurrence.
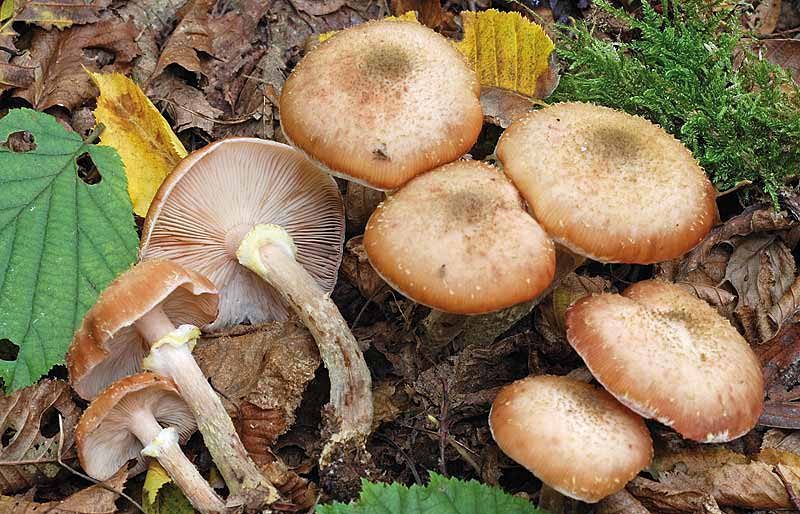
[495,103,717,263]
[566,280,764,442]
[280,20,483,190]
[363,161,555,314]
[140,138,345,329]
[76,373,196,481]
[490,375,652,503]
[67,260,218,400]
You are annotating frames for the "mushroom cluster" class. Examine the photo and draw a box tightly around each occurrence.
[64,15,765,511]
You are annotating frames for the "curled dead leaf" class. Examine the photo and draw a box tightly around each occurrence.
[341,235,388,302]
[11,20,139,111]
[0,467,127,514]
[0,379,80,495]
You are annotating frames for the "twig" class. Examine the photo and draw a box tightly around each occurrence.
[0,456,62,465]
[373,432,422,485]
[55,415,146,513]
[773,464,800,511]
[438,377,450,477]
[83,123,105,145]
[151,97,261,125]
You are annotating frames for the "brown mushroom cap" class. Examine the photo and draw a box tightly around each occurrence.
[280,20,483,190]
[67,260,218,400]
[363,160,555,314]
[565,280,764,442]
[76,373,196,481]
[495,102,717,263]
[140,138,345,329]
[490,375,652,503]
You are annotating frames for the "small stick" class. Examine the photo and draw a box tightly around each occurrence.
[438,377,450,477]
[773,464,800,511]
[56,415,146,513]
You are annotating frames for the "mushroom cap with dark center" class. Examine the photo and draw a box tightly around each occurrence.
[363,160,555,314]
[280,20,483,190]
[140,138,345,329]
[495,102,717,263]
[67,260,218,400]
[490,375,653,503]
[565,280,764,442]
[76,373,196,480]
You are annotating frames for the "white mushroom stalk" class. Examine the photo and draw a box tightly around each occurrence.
[237,224,373,461]
[136,425,225,514]
[137,314,279,508]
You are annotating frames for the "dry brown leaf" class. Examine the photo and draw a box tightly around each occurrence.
[626,476,724,514]
[344,182,384,235]
[763,38,800,83]
[148,74,223,134]
[290,0,347,16]
[9,0,110,29]
[10,20,139,110]
[760,401,800,428]
[479,86,537,128]
[724,234,795,342]
[536,273,610,342]
[756,323,800,400]
[675,282,737,320]
[117,0,191,82]
[597,488,651,514]
[748,0,782,35]
[652,447,798,509]
[0,379,80,494]
[341,235,388,302]
[0,467,127,513]
[195,322,320,441]
[391,0,443,29]
[678,204,794,278]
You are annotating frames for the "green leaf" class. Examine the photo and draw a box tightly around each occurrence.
[143,461,196,514]
[0,108,137,391]
[317,473,548,514]
[0,0,14,24]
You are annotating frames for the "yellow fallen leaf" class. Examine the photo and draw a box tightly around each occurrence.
[88,71,187,216]
[456,9,557,98]
[143,461,195,514]
[318,11,418,43]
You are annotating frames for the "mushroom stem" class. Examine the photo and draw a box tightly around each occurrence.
[135,305,177,342]
[143,326,280,509]
[237,225,373,461]
[131,417,225,514]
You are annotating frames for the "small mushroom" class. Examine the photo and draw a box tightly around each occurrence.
[76,373,225,514]
[565,279,764,442]
[495,102,717,263]
[139,138,372,467]
[67,259,278,508]
[364,160,556,313]
[280,20,483,190]
[490,375,653,503]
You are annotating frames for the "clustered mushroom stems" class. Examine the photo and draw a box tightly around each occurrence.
[237,225,373,460]
[134,304,279,506]
[130,418,226,514]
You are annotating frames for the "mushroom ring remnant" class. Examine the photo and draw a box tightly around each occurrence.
[566,280,764,442]
[496,102,717,264]
[364,160,556,314]
[280,19,483,190]
[76,373,225,514]
[490,375,653,503]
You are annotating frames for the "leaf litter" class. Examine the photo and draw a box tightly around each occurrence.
[1,0,800,512]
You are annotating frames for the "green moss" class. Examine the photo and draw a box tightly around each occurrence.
[552,0,800,204]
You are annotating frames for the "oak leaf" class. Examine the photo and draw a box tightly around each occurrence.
[0,467,126,513]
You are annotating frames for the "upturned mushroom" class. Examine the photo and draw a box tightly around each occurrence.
[76,373,225,514]
[565,280,764,442]
[363,160,556,313]
[139,138,372,469]
[490,375,653,503]
[496,102,717,264]
[280,19,482,190]
[67,259,278,508]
